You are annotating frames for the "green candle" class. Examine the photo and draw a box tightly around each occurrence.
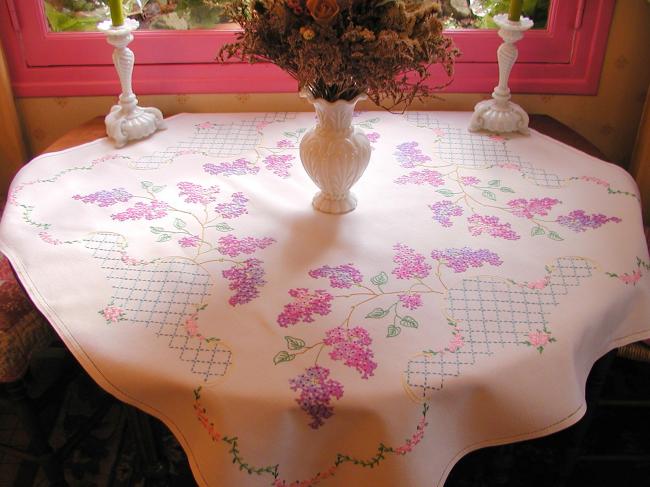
[508,0,523,21]
[108,0,124,27]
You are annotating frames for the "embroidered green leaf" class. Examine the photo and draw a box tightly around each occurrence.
[500,187,515,193]
[213,223,234,232]
[157,234,172,242]
[370,271,388,286]
[284,336,305,351]
[447,318,458,327]
[436,188,455,197]
[141,181,153,189]
[150,226,165,234]
[150,185,165,193]
[400,316,419,328]
[482,190,497,201]
[368,118,380,123]
[531,226,546,237]
[488,179,501,187]
[366,307,390,319]
[174,218,186,230]
[386,325,401,338]
[273,351,295,365]
[283,131,295,137]
[547,231,564,241]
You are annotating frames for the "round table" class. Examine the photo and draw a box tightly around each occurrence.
[2,111,649,487]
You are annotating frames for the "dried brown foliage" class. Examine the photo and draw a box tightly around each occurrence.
[219,0,459,110]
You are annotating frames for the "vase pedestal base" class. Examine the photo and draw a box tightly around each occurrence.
[312,192,357,214]
[469,99,530,135]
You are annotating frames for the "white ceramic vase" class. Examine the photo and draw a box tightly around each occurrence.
[299,93,371,214]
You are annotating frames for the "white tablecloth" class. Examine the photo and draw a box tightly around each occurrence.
[1,112,649,486]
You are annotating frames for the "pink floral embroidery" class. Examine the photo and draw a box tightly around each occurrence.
[507,198,560,219]
[215,192,249,219]
[460,176,480,186]
[111,201,169,221]
[177,182,220,205]
[395,169,444,186]
[277,288,333,326]
[255,120,272,132]
[196,121,217,130]
[308,264,363,289]
[556,210,622,232]
[526,276,551,289]
[194,402,221,442]
[431,128,446,137]
[100,305,125,323]
[393,416,428,455]
[203,159,260,177]
[289,366,344,429]
[276,139,295,148]
[429,201,464,227]
[366,132,380,143]
[323,326,377,379]
[394,142,431,168]
[392,243,432,280]
[525,330,556,353]
[467,214,520,240]
[222,258,266,306]
[272,467,338,487]
[217,235,275,257]
[488,134,506,142]
[38,231,63,245]
[73,188,132,207]
[120,253,145,266]
[619,269,642,285]
[399,293,423,310]
[495,163,520,170]
[580,175,609,187]
[447,333,464,353]
[263,154,294,178]
[185,313,200,337]
[179,235,201,248]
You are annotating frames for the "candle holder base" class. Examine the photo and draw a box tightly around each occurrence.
[98,19,165,148]
[469,99,530,135]
[105,104,165,149]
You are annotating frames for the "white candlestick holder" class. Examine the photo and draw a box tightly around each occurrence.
[98,19,165,148]
[469,14,533,135]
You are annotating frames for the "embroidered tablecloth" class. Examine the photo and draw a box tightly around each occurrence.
[1,112,649,487]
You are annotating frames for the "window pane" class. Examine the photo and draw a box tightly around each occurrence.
[43,0,232,32]
[441,0,549,29]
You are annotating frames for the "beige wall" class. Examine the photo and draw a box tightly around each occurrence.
[14,0,650,167]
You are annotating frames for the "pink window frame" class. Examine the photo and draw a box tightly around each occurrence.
[1,0,614,97]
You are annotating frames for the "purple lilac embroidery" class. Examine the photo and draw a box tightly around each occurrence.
[507,197,560,219]
[392,243,432,280]
[263,154,294,178]
[222,258,266,306]
[323,326,377,379]
[460,176,480,186]
[111,201,168,221]
[73,188,132,207]
[277,288,333,327]
[289,366,344,429]
[215,192,249,219]
[203,159,260,177]
[177,182,220,205]
[178,235,201,248]
[395,169,445,186]
[429,200,463,227]
[467,214,520,240]
[216,235,275,257]
[556,210,622,232]
[308,264,363,289]
[394,142,431,168]
[430,247,503,273]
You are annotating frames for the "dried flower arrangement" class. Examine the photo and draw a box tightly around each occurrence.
[219,0,459,109]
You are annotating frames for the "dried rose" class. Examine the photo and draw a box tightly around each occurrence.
[306,0,339,25]
[300,26,316,40]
